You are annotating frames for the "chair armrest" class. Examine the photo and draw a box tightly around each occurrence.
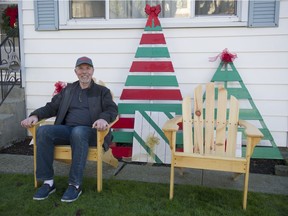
[97,116,119,148]
[238,120,264,157]
[162,116,182,151]
[162,116,182,132]
[238,120,263,138]
[28,119,51,139]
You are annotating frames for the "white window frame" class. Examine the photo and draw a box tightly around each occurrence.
[59,0,249,29]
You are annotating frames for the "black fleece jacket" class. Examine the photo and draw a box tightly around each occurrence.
[30,80,118,149]
[30,80,117,123]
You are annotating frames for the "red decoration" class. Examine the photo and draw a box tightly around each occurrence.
[145,4,161,27]
[53,81,67,96]
[209,48,237,63]
[5,6,18,27]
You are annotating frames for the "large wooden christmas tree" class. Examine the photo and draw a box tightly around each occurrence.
[112,5,182,160]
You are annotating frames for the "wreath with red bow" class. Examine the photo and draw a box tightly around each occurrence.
[1,5,18,33]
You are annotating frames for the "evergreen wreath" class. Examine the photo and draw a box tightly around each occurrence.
[1,5,18,33]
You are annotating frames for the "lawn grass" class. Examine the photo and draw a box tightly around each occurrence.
[0,173,287,216]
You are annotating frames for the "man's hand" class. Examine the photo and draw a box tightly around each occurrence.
[20,115,39,128]
[92,119,109,131]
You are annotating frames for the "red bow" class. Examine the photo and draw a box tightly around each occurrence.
[209,48,237,63]
[6,6,18,28]
[145,4,161,27]
[53,81,67,96]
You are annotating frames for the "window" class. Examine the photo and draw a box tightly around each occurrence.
[70,0,236,18]
[59,0,248,29]
[195,0,236,16]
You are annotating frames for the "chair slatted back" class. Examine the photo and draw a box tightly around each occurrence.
[226,96,239,157]
[215,85,228,156]
[182,97,193,153]
[193,84,204,154]
[204,82,215,154]
[182,82,239,157]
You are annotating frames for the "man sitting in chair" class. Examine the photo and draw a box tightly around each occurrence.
[21,56,118,202]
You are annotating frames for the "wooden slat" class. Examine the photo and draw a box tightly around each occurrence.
[112,131,134,143]
[204,82,215,154]
[144,26,162,31]
[154,112,172,163]
[212,72,242,81]
[193,85,203,154]
[239,109,262,120]
[112,117,134,129]
[130,61,174,72]
[173,153,246,173]
[54,146,98,161]
[135,47,170,58]
[226,88,251,99]
[120,89,182,100]
[125,75,179,87]
[215,85,227,156]
[118,103,182,115]
[182,96,193,153]
[132,111,149,162]
[226,96,240,157]
[140,33,166,44]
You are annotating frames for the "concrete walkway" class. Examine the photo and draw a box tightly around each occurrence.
[0,154,287,195]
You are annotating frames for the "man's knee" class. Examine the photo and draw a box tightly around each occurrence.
[36,125,51,138]
[71,126,92,140]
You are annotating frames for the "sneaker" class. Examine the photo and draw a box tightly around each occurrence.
[33,184,56,200]
[61,185,82,203]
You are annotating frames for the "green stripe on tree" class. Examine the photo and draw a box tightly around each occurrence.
[118,103,182,115]
[112,131,133,143]
[212,71,242,81]
[242,146,282,159]
[135,47,170,58]
[125,75,179,86]
[144,26,162,31]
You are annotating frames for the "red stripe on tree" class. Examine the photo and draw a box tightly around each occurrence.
[130,61,174,72]
[140,34,166,44]
[112,118,134,129]
[120,89,182,100]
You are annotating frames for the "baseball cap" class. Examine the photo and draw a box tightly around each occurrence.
[75,56,94,67]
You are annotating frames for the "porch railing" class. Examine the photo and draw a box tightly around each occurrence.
[0,28,21,106]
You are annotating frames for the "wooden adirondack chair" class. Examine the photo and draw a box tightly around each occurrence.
[162,82,263,210]
[28,80,118,192]
[28,117,118,192]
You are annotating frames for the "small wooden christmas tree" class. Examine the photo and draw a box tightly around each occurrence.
[210,49,282,159]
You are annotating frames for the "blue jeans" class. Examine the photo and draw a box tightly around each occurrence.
[36,125,97,186]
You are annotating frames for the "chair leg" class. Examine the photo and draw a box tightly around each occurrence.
[97,150,103,192]
[243,172,249,210]
[34,173,38,188]
[33,145,38,188]
[34,158,38,188]
[169,157,175,200]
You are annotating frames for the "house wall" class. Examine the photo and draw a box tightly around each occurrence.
[21,1,288,147]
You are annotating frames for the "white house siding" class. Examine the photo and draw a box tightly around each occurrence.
[21,1,288,147]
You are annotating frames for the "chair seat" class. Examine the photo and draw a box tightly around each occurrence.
[174,151,247,173]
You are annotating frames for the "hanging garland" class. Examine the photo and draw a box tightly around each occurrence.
[1,5,18,33]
